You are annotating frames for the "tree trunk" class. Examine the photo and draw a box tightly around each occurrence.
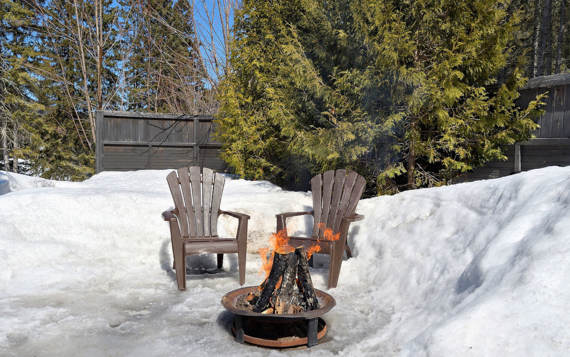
[538,0,553,76]
[12,126,18,173]
[407,125,417,189]
[530,0,543,77]
[1,120,8,171]
[95,0,103,111]
[555,0,567,73]
[72,0,96,143]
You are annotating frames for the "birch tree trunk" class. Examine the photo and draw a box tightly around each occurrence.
[1,120,8,171]
[72,0,96,142]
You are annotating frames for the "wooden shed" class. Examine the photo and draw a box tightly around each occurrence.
[95,111,225,173]
[458,73,570,182]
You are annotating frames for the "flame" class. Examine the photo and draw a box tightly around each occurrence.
[317,223,341,241]
[258,229,295,279]
[306,243,321,259]
[258,224,339,279]
[258,247,274,280]
[270,229,294,254]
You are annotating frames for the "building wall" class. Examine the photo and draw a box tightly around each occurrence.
[458,74,570,183]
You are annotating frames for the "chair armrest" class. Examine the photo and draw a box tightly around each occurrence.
[275,211,314,219]
[342,213,364,223]
[219,210,249,243]
[162,209,178,221]
[219,210,250,220]
[276,211,313,232]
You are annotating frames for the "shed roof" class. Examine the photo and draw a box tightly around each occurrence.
[524,73,570,89]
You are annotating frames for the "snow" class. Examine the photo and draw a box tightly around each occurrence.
[0,167,569,356]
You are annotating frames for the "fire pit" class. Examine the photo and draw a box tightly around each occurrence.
[222,286,336,348]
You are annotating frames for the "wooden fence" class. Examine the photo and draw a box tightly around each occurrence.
[95,111,225,173]
[458,73,570,182]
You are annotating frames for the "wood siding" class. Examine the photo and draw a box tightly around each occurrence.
[458,74,570,183]
[96,111,225,173]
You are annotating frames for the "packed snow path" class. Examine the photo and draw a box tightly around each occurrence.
[0,167,568,356]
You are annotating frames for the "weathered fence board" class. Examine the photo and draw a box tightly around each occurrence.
[96,111,224,173]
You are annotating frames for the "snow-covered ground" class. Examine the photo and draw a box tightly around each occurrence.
[0,167,568,356]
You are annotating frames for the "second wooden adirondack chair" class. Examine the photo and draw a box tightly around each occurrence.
[163,166,249,290]
[276,169,365,289]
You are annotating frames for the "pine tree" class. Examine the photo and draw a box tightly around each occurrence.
[217,0,543,194]
[217,0,383,190]
[14,0,121,179]
[0,0,43,173]
[353,0,543,192]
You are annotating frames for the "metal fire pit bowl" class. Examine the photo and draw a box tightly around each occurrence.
[221,286,336,348]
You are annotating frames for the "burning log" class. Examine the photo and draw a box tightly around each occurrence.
[254,250,297,313]
[295,247,319,310]
[248,247,320,314]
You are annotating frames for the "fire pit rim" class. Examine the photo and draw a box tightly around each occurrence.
[221,285,336,320]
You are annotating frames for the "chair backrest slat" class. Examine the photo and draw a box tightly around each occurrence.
[202,168,214,236]
[168,167,226,238]
[346,175,366,217]
[310,174,323,237]
[318,170,335,236]
[327,169,346,231]
[177,167,197,237]
[210,172,225,236]
[167,171,189,237]
[311,169,365,238]
[189,166,204,237]
[333,171,358,233]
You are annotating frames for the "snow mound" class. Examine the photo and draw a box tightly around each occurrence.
[0,167,568,356]
[0,171,55,195]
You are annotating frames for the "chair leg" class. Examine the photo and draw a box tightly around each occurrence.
[344,243,353,259]
[237,250,246,285]
[328,243,343,289]
[237,219,248,285]
[173,246,186,290]
[217,254,224,269]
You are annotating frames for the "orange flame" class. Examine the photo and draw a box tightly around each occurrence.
[258,224,339,279]
[306,243,321,259]
[258,247,274,280]
[270,229,294,254]
[317,223,341,241]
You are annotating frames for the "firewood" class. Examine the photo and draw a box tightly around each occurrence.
[274,252,298,314]
[254,251,292,312]
[295,247,319,310]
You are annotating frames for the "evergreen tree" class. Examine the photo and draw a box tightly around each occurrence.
[0,0,42,173]
[217,0,383,190]
[15,0,120,179]
[217,0,543,194]
[352,0,543,192]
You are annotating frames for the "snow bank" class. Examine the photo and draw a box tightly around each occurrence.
[0,167,568,356]
[0,170,55,195]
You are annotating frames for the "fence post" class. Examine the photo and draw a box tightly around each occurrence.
[96,110,104,173]
[513,143,521,173]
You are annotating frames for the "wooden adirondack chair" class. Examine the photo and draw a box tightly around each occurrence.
[276,169,365,289]
[163,166,249,290]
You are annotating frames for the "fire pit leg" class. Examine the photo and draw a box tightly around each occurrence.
[233,315,244,343]
[307,318,318,347]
